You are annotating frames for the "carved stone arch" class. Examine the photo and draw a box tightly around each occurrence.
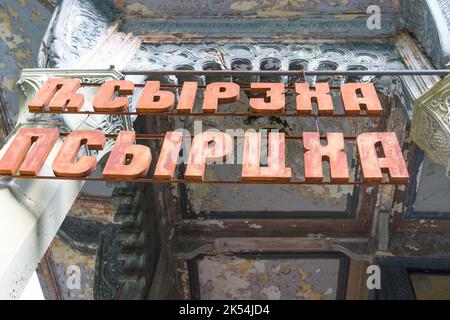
[345,65,371,83]
[259,57,282,83]
[287,59,308,85]
[223,44,257,60]
[173,65,202,85]
[230,58,255,84]
[202,61,229,84]
[316,60,340,85]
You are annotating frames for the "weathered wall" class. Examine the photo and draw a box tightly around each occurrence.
[117,0,399,18]
[0,0,52,124]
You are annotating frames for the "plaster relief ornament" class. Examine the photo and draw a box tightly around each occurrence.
[411,74,450,179]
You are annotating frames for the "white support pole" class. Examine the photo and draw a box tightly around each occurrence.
[0,69,126,299]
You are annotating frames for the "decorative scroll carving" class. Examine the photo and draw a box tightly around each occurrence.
[39,0,141,70]
[411,74,450,179]
[94,223,122,300]
[114,185,157,299]
[132,43,402,86]
[401,0,450,68]
[57,216,122,300]
[58,217,102,255]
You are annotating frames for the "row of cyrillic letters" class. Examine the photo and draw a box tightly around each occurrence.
[0,128,409,183]
[28,78,383,115]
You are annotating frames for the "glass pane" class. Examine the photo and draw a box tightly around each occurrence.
[413,156,450,213]
[410,273,450,300]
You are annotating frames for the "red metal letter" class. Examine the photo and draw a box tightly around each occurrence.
[242,132,292,181]
[136,81,175,113]
[52,130,105,177]
[177,82,198,114]
[303,132,349,182]
[103,131,151,179]
[0,128,59,176]
[357,132,409,183]
[185,132,233,181]
[154,131,184,180]
[28,78,84,112]
[202,82,239,113]
[295,83,334,115]
[249,83,285,114]
[341,83,382,115]
[93,80,134,112]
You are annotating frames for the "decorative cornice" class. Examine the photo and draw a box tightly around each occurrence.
[122,15,402,39]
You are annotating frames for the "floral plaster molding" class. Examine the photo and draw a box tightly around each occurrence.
[411,74,450,178]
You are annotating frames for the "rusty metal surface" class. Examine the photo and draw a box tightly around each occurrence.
[241,132,291,182]
[0,127,58,176]
[29,109,381,117]
[202,82,240,113]
[27,78,386,117]
[341,83,382,116]
[0,174,406,185]
[28,78,84,112]
[296,83,334,115]
[176,82,198,114]
[93,80,135,112]
[137,81,175,113]
[185,132,233,181]
[249,83,285,114]
[154,131,183,180]
[0,129,408,184]
[103,130,151,178]
[53,130,105,177]
[303,132,349,183]
[357,132,409,184]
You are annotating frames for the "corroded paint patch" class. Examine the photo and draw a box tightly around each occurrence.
[48,237,96,300]
[196,255,340,300]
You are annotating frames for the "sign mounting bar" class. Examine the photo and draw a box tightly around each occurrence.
[121,69,450,76]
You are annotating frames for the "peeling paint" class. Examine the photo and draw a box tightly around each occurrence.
[366,186,374,194]
[49,237,96,299]
[196,255,341,299]
[31,5,46,22]
[405,245,421,252]
[192,219,226,228]
[230,1,258,12]
[0,13,25,49]
[125,2,157,18]
[0,0,51,121]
